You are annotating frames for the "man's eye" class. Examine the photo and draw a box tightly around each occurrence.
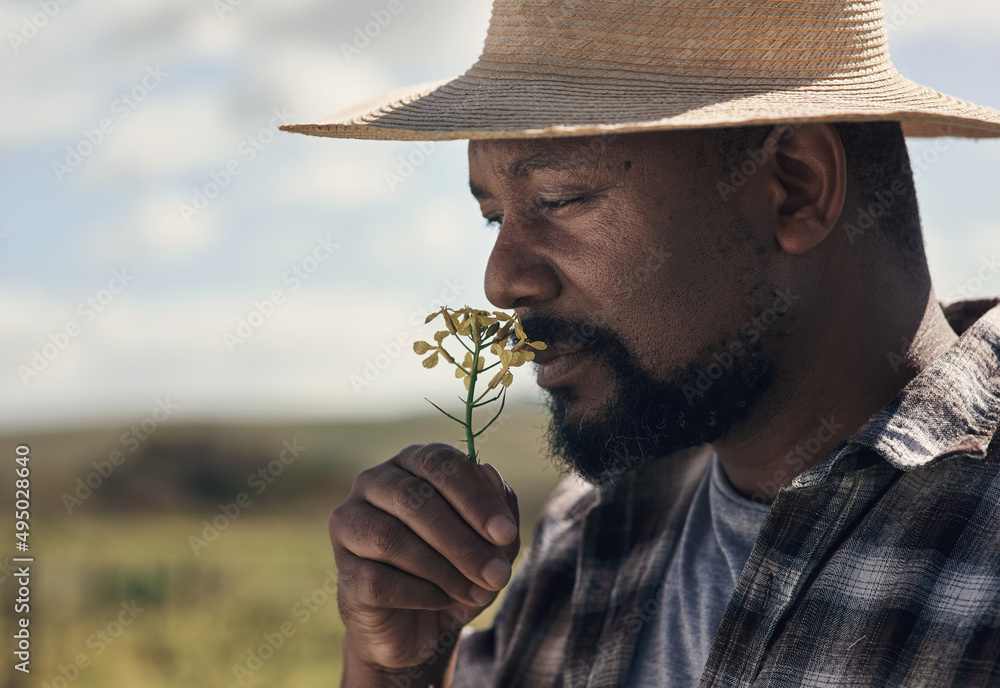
[539,196,587,212]
[485,216,503,229]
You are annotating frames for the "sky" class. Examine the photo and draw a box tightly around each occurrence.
[1,0,999,432]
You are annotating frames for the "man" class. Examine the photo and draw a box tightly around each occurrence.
[283,0,1000,685]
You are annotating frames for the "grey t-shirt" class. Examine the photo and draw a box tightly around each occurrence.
[626,453,770,687]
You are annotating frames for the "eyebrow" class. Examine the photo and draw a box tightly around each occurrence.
[505,151,585,178]
[469,150,587,199]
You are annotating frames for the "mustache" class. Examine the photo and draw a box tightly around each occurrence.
[519,314,623,357]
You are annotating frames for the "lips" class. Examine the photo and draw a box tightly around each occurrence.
[533,344,588,389]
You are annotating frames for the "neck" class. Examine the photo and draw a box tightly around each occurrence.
[713,279,958,503]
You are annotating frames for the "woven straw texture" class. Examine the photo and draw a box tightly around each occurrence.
[282,0,1000,140]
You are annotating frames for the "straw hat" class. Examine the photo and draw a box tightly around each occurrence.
[281,0,1000,141]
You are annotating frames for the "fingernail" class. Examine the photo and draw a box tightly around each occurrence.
[481,557,511,589]
[469,585,493,606]
[486,515,517,545]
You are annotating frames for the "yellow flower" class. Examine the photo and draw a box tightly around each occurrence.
[413,304,547,463]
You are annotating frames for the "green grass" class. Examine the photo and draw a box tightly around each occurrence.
[8,514,531,688]
[1,411,565,686]
[6,516,339,687]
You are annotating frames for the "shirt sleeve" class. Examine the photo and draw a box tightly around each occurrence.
[449,474,597,687]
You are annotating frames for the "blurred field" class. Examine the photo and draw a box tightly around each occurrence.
[0,408,565,687]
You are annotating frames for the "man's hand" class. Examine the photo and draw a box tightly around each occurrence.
[330,443,520,682]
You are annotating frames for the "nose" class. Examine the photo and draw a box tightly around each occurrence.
[484,213,561,310]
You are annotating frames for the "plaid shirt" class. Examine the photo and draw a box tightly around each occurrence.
[452,299,1000,687]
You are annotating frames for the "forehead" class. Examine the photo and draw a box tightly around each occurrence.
[469,135,624,179]
[467,131,702,188]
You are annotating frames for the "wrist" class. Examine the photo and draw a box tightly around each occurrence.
[341,635,456,688]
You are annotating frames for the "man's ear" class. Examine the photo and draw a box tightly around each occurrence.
[762,124,847,255]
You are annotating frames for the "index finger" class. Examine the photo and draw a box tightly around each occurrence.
[393,443,518,547]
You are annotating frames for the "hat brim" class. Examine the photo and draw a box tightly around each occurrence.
[280,71,1000,141]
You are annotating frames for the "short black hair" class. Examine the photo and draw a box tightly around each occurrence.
[834,121,924,260]
[710,121,924,263]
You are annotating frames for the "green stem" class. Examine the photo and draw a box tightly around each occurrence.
[455,334,475,355]
[472,391,504,408]
[472,383,498,405]
[424,398,466,426]
[465,334,482,464]
[473,389,506,438]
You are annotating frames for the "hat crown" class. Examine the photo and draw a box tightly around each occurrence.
[472,0,892,86]
[283,0,1000,140]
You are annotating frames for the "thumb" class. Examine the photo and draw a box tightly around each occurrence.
[480,463,518,527]
[480,463,506,497]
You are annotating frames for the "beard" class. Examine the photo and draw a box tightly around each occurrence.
[521,314,776,485]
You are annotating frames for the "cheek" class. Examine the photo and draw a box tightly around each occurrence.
[547,213,644,304]
[600,215,743,364]
[591,208,688,321]
[590,208,668,294]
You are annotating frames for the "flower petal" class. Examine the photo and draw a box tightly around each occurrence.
[488,369,505,389]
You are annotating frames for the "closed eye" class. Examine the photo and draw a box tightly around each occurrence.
[482,194,592,230]
[538,195,589,213]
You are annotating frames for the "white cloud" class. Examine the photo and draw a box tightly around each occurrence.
[82,93,241,184]
[0,285,502,430]
[272,142,398,207]
[82,191,223,267]
[925,222,1000,302]
[251,41,398,125]
[3,0,998,433]
[884,0,1000,40]
[376,196,477,268]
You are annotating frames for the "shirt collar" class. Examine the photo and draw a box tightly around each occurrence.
[796,300,1000,488]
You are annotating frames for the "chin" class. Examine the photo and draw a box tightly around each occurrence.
[542,357,775,485]
[554,391,611,425]
[524,310,777,483]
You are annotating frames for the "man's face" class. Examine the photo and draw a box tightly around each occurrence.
[469,132,791,483]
